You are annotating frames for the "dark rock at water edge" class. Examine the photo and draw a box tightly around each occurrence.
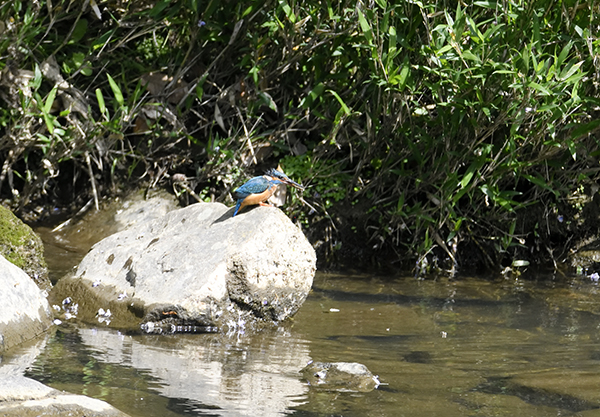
[52,202,316,331]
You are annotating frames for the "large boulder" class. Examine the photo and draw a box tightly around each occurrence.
[0,255,52,352]
[0,205,50,290]
[52,202,316,331]
[38,189,179,281]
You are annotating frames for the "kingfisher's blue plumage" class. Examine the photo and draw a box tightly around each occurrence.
[232,168,304,217]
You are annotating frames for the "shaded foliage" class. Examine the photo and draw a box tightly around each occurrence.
[1,0,599,274]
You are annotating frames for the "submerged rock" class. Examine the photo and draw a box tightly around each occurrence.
[52,202,316,331]
[0,255,52,352]
[0,375,130,417]
[569,239,600,275]
[301,361,380,392]
[0,205,50,291]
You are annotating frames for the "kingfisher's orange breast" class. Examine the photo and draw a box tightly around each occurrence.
[238,184,277,211]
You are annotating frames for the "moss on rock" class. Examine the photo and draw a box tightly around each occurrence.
[0,205,50,291]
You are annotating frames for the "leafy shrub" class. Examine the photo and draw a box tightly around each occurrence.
[1,0,599,273]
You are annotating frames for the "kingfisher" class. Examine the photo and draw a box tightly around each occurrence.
[232,168,304,217]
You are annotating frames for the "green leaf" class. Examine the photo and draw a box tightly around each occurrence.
[357,9,373,44]
[71,52,85,69]
[532,11,540,47]
[258,92,278,112]
[571,119,600,140]
[522,174,558,196]
[43,113,54,135]
[92,29,115,50]
[537,103,559,113]
[31,64,42,91]
[436,44,454,55]
[195,73,209,102]
[327,90,351,116]
[106,73,124,107]
[95,88,106,117]
[558,60,583,82]
[131,79,145,107]
[557,41,572,67]
[522,44,530,73]
[460,169,474,189]
[467,16,484,43]
[241,5,254,17]
[301,82,325,108]
[473,1,498,8]
[195,84,204,102]
[566,138,577,161]
[546,63,556,81]
[462,50,481,63]
[149,0,170,18]
[44,86,58,114]
[278,0,296,23]
[69,19,88,44]
[397,193,404,213]
[528,81,552,96]
[397,65,410,90]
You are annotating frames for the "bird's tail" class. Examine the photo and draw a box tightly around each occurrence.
[232,200,243,217]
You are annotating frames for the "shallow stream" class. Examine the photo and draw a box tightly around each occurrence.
[4,207,600,416]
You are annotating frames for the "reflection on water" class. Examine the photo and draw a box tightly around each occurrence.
[23,326,310,417]
[8,272,600,416]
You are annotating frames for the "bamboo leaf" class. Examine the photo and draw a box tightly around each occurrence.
[301,82,325,108]
[106,73,124,107]
[522,174,558,196]
[31,64,42,91]
[328,90,351,116]
[566,138,577,160]
[397,193,404,213]
[473,1,498,8]
[95,88,106,118]
[522,44,530,73]
[528,81,552,96]
[357,9,373,44]
[278,0,296,23]
[571,119,600,140]
[557,41,572,67]
[558,60,583,82]
[462,50,481,62]
[460,169,474,189]
[43,113,54,135]
[44,85,58,114]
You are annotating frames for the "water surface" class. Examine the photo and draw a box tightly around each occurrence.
[9,271,600,416]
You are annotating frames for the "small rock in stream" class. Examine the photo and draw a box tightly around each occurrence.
[301,361,380,392]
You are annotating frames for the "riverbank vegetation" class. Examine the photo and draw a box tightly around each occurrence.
[1,0,599,275]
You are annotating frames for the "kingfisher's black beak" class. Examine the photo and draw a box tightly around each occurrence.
[267,168,305,190]
[281,177,305,190]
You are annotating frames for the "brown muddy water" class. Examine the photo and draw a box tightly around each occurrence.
[4,211,600,416]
